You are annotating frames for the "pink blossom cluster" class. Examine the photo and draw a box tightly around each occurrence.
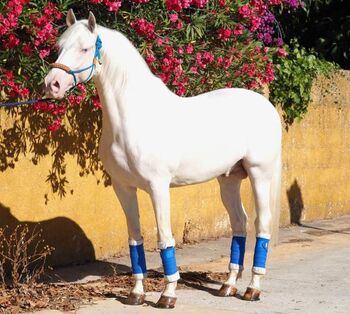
[29,3,63,59]
[0,0,29,47]
[131,18,155,39]
[165,0,208,12]
[0,70,29,99]
[89,0,122,12]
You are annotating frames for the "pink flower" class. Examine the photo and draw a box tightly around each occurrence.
[277,47,287,57]
[178,47,184,54]
[156,37,164,46]
[268,0,283,5]
[4,33,19,48]
[218,0,225,7]
[192,0,208,8]
[249,16,261,32]
[47,118,62,132]
[105,0,122,12]
[218,28,232,41]
[145,50,156,63]
[33,102,52,112]
[176,21,183,29]
[217,56,224,65]
[233,24,244,36]
[238,5,251,18]
[131,18,155,39]
[203,51,214,63]
[77,83,87,94]
[92,97,102,109]
[18,87,29,98]
[185,43,193,54]
[22,43,33,56]
[165,0,191,12]
[52,105,66,116]
[39,48,50,59]
[190,66,198,74]
[176,85,186,96]
[169,13,178,23]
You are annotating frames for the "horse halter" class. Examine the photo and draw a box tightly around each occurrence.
[50,35,102,86]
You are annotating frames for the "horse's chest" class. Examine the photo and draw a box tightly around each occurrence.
[99,140,135,182]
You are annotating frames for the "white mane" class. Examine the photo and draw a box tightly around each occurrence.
[96,24,170,97]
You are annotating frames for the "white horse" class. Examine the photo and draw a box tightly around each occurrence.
[44,10,282,308]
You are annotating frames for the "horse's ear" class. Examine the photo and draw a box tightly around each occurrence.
[88,12,96,33]
[66,9,76,27]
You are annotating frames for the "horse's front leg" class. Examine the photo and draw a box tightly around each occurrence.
[149,180,179,309]
[112,182,147,305]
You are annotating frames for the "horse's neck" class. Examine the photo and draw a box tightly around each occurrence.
[93,27,175,137]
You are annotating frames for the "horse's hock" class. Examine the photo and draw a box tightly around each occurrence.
[0,71,349,266]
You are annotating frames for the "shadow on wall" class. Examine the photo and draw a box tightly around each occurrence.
[0,202,95,267]
[0,104,110,199]
[287,179,304,225]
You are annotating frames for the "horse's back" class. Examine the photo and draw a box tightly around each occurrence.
[176,88,281,149]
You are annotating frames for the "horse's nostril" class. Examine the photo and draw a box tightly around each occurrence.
[50,80,60,92]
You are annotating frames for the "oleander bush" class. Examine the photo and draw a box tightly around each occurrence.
[0,0,302,130]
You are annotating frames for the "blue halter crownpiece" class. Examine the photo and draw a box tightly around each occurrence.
[95,35,102,61]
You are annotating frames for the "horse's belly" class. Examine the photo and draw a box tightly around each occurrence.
[171,148,244,186]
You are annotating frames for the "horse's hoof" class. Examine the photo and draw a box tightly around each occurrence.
[156,295,177,309]
[217,284,238,297]
[242,287,261,301]
[126,292,146,305]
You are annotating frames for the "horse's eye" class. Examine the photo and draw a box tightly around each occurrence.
[82,48,88,53]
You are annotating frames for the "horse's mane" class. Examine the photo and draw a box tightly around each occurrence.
[97,24,173,96]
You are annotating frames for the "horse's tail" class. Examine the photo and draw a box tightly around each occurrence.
[270,147,282,246]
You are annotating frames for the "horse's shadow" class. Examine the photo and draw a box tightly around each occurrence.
[0,203,96,269]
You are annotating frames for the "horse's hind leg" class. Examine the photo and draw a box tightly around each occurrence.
[243,162,274,301]
[112,182,146,305]
[217,168,248,297]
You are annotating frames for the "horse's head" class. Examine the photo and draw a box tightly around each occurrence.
[44,10,101,99]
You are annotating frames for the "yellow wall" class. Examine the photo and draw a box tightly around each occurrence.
[280,71,350,225]
[0,71,349,265]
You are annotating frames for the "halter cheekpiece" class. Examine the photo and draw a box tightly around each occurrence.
[50,35,102,86]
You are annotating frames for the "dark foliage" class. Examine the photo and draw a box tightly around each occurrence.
[278,0,350,69]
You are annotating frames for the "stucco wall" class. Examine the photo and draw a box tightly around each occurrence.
[280,71,350,225]
[0,71,349,265]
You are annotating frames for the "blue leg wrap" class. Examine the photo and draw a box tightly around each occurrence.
[129,243,147,278]
[253,237,270,274]
[230,236,246,271]
[160,246,180,281]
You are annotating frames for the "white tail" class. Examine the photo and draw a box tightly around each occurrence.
[270,148,282,246]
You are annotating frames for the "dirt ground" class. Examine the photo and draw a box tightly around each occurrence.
[3,215,349,314]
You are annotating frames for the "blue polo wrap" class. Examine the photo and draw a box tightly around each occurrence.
[230,236,246,267]
[129,243,147,275]
[253,237,270,269]
[160,246,178,277]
